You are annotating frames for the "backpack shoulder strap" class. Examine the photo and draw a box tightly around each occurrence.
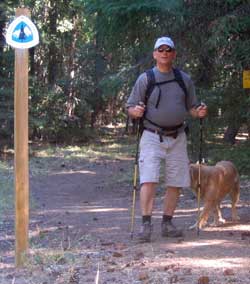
[144,67,189,110]
[145,68,156,106]
[138,68,155,132]
[173,68,188,110]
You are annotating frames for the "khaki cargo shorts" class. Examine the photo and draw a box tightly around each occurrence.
[139,130,190,187]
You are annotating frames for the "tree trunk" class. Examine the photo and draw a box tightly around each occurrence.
[65,14,79,119]
[48,1,58,85]
[224,124,241,145]
[91,12,106,127]
[0,8,5,77]
[29,47,35,76]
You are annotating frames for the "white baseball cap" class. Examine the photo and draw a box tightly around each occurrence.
[154,36,175,50]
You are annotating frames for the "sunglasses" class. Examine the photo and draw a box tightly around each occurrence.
[157,46,174,53]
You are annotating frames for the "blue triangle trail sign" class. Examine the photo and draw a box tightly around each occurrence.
[6,15,39,49]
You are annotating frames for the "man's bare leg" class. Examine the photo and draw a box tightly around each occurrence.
[163,186,180,215]
[161,186,183,237]
[140,182,157,215]
[138,182,157,241]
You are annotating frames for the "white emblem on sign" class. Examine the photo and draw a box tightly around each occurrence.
[6,15,39,49]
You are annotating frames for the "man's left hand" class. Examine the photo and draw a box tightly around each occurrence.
[196,103,207,118]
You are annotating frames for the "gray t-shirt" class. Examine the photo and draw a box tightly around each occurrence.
[126,67,197,130]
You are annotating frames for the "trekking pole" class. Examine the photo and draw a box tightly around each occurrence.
[130,119,141,239]
[130,102,145,239]
[197,117,203,236]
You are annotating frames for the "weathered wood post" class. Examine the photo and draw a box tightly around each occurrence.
[6,6,39,266]
[14,7,30,267]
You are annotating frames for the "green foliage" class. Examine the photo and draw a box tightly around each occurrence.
[29,82,66,140]
[100,74,124,99]
[29,77,94,143]
[0,161,13,220]
[0,50,14,139]
[208,141,250,175]
[84,0,180,56]
[1,0,250,148]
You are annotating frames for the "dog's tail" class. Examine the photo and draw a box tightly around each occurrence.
[230,174,240,211]
[231,182,240,222]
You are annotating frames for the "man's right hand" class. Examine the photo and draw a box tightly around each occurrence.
[128,103,145,119]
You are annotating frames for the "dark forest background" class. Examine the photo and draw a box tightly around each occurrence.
[1,1,250,162]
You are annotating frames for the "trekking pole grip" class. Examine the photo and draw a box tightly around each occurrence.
[197,116,204,236]
[199,118,203,164]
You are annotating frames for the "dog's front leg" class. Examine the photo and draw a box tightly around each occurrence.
[231,192,240,222]
[212,204,226,226]
[188,221,198,230]
[189,201,213,230]
[231,205,240,222]
[188,210,207,230]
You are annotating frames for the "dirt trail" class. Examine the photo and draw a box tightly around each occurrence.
[0,152,250,284]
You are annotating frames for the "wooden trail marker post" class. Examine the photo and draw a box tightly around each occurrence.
[6,7,39,266]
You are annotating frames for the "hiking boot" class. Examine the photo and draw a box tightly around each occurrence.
[138,222,153,242]
[161,220,183,238]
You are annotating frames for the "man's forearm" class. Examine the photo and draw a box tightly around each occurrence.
[127,107,137,119]
[127,105,145,119]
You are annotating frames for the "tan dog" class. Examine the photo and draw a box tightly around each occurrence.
[189,160,240,229]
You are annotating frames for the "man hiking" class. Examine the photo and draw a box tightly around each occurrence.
[126,36,207,242]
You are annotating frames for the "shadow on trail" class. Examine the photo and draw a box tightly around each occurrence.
[1,156,250,278]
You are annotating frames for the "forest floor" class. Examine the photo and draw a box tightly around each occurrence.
[0,129,250,284]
